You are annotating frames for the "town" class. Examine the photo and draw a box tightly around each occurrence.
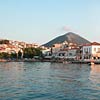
[42,41,100,64]
[0,39,41,61]
[0,38,100,65]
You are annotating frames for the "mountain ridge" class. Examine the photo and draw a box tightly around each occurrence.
[43,32,90,47]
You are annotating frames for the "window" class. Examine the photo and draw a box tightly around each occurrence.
[98,48,100,52]
[98,57,100,59]
[94,57,96,59]
[89,48,91,53]
[87,48,88,52]
[94,48,96,51]
[84,48,86,52]
[69,53,72,56]
[59,53,61,56]
[59,53,65,56]
[62,53,65,56]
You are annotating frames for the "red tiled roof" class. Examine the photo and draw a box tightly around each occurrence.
[91,42,100,45]
[7,45,16,48]
[60,48,79,51]
[82,42,100,46]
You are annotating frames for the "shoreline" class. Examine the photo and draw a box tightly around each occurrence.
[0,59,100,65]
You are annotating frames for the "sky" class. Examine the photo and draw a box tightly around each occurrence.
[0,0,100,45]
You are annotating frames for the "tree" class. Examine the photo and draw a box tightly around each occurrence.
[10,53,17,59]
[0,40,9,44]
[23,47,42,59]
[18,51,22,59]
[35,48,42,56]
[0,53,3,59]
[0,52,10,59]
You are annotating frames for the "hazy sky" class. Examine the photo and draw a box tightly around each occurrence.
[0,0,100,44]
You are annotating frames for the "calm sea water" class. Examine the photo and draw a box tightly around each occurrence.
[0,62,100,100]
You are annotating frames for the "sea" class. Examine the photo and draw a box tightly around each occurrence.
[0,62,100,100]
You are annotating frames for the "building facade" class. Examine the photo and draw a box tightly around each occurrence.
[82,42,100,60]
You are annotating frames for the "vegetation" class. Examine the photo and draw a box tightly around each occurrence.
[0,47,43,60]
[23,47,42,59]
[0,52,17,59]
[0,40,9,44]
[0,52,10,59]
[18,51,22,59]
[10,53,17,59]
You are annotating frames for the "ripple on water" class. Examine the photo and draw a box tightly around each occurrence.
[0,62,100,100]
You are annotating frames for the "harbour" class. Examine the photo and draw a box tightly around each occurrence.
[0,0,100,100]
[0,62,100,100]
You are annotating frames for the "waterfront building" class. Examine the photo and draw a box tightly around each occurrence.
[55,50,67,59]
[55,48,79,60]
[42,48,51,56]
[67,48,79,60]
[82,42,100,60]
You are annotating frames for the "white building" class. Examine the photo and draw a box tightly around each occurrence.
[42,48,51,56]
[54,48,79,60]
[55,50,67,59]
[52,43,62,53]
[82,42,100,60]
[67,48,79,60]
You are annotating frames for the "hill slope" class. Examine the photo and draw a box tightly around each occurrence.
[43,32,90,47]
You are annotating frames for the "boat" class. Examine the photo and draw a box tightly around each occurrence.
[88,62,95,65]
[63,61,71,64]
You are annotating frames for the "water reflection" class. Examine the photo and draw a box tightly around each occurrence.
[89,65,100,85]
[90,64,100,73]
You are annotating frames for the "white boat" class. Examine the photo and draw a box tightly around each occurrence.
[88,62,95,65]
[63,61,71,64]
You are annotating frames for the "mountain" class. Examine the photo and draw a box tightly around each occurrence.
[43,32,90,47]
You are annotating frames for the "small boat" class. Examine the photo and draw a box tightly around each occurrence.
[63,61,71,64]
[88,62,95,65]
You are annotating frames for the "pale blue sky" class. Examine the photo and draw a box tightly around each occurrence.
[0,0,100,44]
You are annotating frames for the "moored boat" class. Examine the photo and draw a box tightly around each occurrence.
[88,62,95,65]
